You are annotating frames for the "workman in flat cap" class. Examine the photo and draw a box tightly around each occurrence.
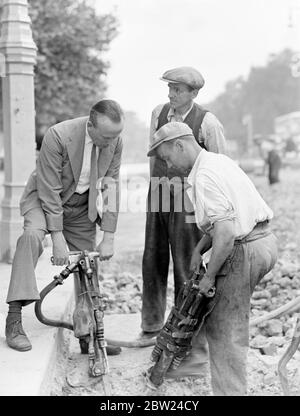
[140,67,227,358]
[147,121,277,395]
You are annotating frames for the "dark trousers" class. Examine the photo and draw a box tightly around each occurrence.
[141,184,203,332]
[6,191,96,306]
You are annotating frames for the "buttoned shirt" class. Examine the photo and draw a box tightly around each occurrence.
[75,124,99,194]
[187,149,273,239]
[149,103,227,154]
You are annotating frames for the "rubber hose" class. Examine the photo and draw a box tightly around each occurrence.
[35,280,74,331]
[250,296,300,326]
[35,280,156,347]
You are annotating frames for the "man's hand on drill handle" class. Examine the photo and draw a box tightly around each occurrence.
[51,231,69,266]
[198,273,216,297]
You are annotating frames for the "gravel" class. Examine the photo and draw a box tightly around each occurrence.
[56,169,300,396]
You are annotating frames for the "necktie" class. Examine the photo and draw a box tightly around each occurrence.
[88,144,99,222]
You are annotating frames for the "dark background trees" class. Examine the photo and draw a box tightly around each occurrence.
[29,0,149,161]
[208,49,300,156]
[28,0,119,142]
[0,0,298,163]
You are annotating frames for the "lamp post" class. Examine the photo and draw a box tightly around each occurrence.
[0,0,37,262]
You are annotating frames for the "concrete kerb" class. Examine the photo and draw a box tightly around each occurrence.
[38,294,75,396]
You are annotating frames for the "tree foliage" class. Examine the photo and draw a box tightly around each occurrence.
[208,49,300,154]
[28,0,118,136]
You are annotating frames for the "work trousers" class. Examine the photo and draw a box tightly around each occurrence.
[141,183,203,332]
[196,223,278,396]
[6,192,96,306]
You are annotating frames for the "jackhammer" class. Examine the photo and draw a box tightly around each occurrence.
[146,261,215,389]
[35,250,154,378]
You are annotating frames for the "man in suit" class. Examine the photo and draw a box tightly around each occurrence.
[5,99,124,353]
[141,67,227,340]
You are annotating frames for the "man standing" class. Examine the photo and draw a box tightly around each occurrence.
[141,67,227,339]
[147,122,278,395]
[5,99,124,354]
[267,147,282,185]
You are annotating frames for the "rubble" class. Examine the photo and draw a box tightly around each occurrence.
[259,342,278,356]
[65,170,300,396]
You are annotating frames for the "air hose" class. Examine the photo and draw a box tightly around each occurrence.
[35,271,156,348]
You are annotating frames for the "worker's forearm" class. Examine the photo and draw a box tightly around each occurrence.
[206,232,235,278]
[194,234,212,255]
[51,230,64,241]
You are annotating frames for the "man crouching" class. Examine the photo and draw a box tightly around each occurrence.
[147,122,278,396]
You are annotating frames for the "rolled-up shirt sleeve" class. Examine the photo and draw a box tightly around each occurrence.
[194,173,236,225]
[201,112,227,155]
[149,104,164,175]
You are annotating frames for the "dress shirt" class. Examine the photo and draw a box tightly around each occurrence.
[75,124,99,194]
[186,149,273,239]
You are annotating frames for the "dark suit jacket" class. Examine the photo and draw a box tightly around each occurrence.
[20,116,123,233]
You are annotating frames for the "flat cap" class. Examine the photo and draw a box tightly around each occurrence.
[160,66,205,90]
[147,122,194,157]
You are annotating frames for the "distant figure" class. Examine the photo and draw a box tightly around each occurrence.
[267,148,282,185]
[285,137,297,153]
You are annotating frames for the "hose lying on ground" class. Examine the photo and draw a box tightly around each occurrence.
[278,314,300,396]
[35,277,300,348]
[35,280,156,348]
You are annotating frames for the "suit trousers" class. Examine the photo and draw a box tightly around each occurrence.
[141,184,203,332]
[6,191,96,306]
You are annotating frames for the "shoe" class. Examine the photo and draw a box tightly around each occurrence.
[139,330,161,340]
[106,345,122,356]
[79,338,89,354]
[5,320,32,352]
[165,361,208,379]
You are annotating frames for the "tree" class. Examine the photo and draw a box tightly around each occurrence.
[28,0,118,138]
[208,49,300,155]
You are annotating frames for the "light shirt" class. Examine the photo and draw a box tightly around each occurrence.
[149,103,227,154]
[75,124,99,194]
[186,149,273,239]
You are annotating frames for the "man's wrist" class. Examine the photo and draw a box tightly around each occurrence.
[205,270,216,280]
[51,231,64,240]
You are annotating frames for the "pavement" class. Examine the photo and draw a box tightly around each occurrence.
[0,166,149,396]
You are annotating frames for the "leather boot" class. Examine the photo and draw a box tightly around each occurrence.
[5,319,32,352]
[79,338,121,355]
[106,345,122,356]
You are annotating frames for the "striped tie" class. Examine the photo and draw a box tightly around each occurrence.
[88,144,98,222]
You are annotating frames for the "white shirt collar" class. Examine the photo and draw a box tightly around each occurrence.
[85,121,93,144]
[168,102,194,121]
